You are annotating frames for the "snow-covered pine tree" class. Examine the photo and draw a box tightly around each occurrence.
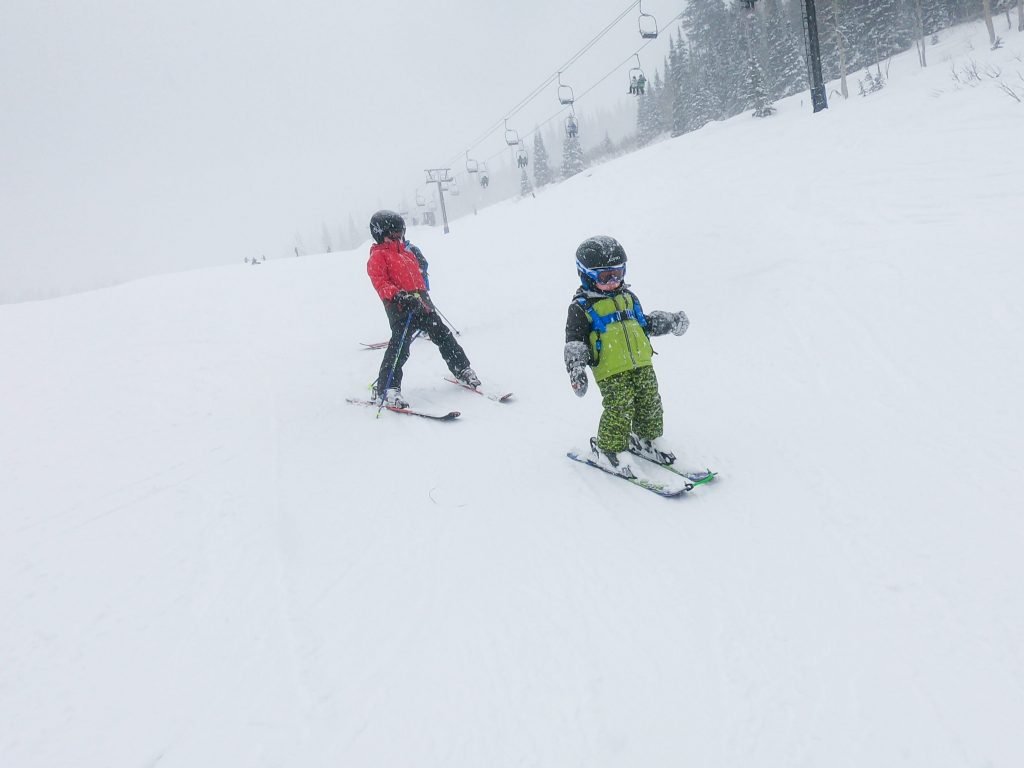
[687,46,716,131]
[520,167,533,197]
[321,222,333,253]
[682,0,741,121]
[760,0,807,98]
[670,35,693,137]
[651,70,671,137]
[347,214,361,248]
[747,48,776,116]
[532,130,553,187]
[636,83,661,146]
[561,133,585,179]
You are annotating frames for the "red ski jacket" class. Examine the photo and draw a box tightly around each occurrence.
[366,240,428,302]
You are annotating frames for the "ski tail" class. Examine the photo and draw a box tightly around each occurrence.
[443,377,514,402]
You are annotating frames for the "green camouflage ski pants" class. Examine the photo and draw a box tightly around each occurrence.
[595,366,663,453]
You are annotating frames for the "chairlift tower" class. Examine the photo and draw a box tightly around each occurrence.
[799,0,828,112]
[424,168,453,234]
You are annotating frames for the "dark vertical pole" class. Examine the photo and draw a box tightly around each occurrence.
[800,0,828,112]
[436,181,450,234]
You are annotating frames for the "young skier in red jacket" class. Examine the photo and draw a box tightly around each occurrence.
[366,210,479,408]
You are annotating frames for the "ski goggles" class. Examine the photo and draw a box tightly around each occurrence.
[577,260,625,288]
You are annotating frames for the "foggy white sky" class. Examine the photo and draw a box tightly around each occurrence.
[0,0,677,301]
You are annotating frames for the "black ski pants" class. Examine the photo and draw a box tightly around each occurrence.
[376,298,470,392]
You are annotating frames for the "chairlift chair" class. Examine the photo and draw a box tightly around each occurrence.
[516,146,529,168]
[628,54,647,95]
[504,118,520,146]
[565,114,579,138]
[465,152,479,174]
[415,191,426,207]
[557,72,575,106]
[638,1,658,39]
[628,66,645,93]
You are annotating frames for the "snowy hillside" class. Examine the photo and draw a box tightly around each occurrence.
[3,21,1024,768]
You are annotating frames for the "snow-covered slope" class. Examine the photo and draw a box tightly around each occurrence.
[2,21,1023,768]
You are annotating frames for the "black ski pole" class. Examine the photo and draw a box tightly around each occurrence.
[377,310,414,417]
[431,303,461,337]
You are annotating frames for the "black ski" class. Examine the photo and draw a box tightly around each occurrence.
[346,398,460,421]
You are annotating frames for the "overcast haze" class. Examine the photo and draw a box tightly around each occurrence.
[1,0,674,302]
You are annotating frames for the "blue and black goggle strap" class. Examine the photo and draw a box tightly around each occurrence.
[576,259,626,285]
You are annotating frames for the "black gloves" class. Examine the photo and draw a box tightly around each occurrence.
[393,291,427,314]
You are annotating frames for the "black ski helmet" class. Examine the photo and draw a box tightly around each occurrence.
[576,235,627,289]
[576,235,627,269]
[369,209,406,244]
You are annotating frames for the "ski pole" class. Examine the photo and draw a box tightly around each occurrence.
[431,303,461,337]
[377,310,415,417]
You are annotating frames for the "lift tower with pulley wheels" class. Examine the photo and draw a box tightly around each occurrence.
[424,168,453,234]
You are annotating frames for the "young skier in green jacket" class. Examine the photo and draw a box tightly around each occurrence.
[564,236,689,478]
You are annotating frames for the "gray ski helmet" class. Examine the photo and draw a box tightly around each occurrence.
[576,235,627,270]
[369,209,406,244]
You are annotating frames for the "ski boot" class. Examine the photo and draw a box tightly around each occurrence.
[371,383,409,409]
[629,433,676,465]
[455,366,481,388]
[590,437,643,479]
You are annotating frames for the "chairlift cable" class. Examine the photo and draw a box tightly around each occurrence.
[444,0,643,168]
[421,6,682,206]
[479,11,683,160]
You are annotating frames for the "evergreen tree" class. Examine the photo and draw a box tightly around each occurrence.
[520,167,533,196]
[561,134,585,179]
[532,130,553,187]
[682,0,741,120]
[636,84,662,146]
[748,47,776,116]
[347,214,361,248]
[687,46,716,131]
[670,37,693,137]
[761,0,807,98]
[321,222,333,253]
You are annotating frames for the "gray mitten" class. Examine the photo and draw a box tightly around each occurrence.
[564,341,591,397]
[569,366,588,397]
[670,310,689,336]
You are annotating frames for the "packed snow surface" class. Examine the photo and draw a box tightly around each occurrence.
[2,21,1023,768]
